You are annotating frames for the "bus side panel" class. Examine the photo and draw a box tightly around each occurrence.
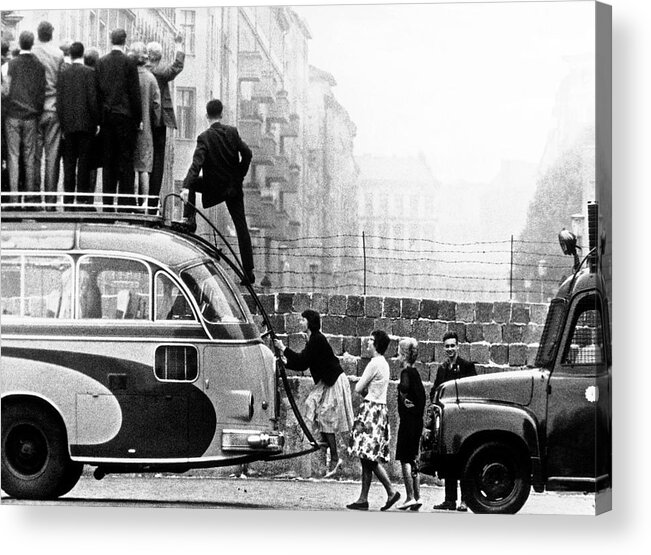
[2,344,217,460]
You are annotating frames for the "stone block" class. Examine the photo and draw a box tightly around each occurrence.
[259,294,275,315]
[456,302,475,322]
[530,303,548,325]
[293,293,311,313]
[508,343,528,366]
[433,342,445,364]
[418,341,435,364]
[401,297,420,319]
[412,320,431,341]
[430,320,448,341]
[493,301,512,324]
[311,293,328,314]
[490,344,509,365]
[343,336,362,356]
[356,317,375,337]
[269,314,286,333]
[470,343,490,364]
[438,300,456,321]
[420,299,439,320]
[383,297,401,318]
[482,323,502,343]
[288,333,306,352]
[523,323,543,344]
[328,335,344,356]
[340,354,358,376]
[458,342,471,361]
[285,313,304,334]
[466,323,484,343]
[357,357,371,375]
[527,344,540,367]
[321,315,339,334]
[372,317,393,334]
[364,296,383,318]
[448,322,467,343]
[511,303,530,324]
[346,295,365,317]
[393,318,414,338]
[503,323,526,344]
[242,293,257,314]
[388,357,402,380]
[475,302,493,323]
[277,293,294,314]
[342,316,357,336]
[329,294,347,315]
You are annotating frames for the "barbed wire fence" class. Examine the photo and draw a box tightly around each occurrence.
[221,231,580,302]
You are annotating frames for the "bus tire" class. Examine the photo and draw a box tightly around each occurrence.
[1,402,81,500]
[461,440,531,514]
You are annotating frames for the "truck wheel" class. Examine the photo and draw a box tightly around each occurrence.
[461,440,531,514]
[1,403,81,500]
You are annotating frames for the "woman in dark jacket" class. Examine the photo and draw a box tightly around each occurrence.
[274,309,354,478]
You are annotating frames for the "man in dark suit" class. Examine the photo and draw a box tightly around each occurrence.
[146,33,185,213]
[96,28,141,211]
[57,42,99,208]
[182,99,255,285]
[432,331,477,512]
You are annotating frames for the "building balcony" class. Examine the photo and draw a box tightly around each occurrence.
[238,51,263,82]
[266,90,290,124]
[252,73,277,104]
[280,113,300,138]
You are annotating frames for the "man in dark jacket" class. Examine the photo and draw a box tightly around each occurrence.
[146,33,184,213]
[4,31,46,206]
[182,99,254,285]
[96,28,141,211]
[57,42,99,207]
[432,331,477,512]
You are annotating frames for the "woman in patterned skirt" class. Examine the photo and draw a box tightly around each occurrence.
[274,309,354,478]
[346,329,401,511]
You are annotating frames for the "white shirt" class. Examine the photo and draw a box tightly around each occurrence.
[356,355,389,404]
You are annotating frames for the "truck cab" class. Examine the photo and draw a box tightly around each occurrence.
[424,203,611,514]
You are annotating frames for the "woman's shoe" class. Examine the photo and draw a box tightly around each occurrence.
[380,491,401,512]
[409,501,423,511]
[324,459,343,478]
[397,500,418,511]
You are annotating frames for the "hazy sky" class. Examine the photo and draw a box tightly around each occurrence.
[294,1,595,183]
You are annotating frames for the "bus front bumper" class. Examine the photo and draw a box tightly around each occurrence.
[221,429,285,453]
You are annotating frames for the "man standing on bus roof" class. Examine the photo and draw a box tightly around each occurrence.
[181,99,255,286]
[432,331,476,512]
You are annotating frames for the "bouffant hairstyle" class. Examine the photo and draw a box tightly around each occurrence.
[371,329,390,355]
[399,337,419,365]
[301,309,321,332]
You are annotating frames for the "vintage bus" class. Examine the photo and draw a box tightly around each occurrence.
[1,208,314,500]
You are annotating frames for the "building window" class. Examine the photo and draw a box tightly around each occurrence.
[179,10,196,54]
[175,87,196,140]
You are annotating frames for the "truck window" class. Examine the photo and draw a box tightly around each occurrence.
[563,295,605,366]
[1,255,73,318]
[155,273,195,321]
[535,298,568,369]
[78,256,150,320]
[181,262,245,323]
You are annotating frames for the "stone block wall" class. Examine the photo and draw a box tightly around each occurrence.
[238,293,549,481]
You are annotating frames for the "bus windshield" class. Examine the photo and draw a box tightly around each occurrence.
[181,262,246,324]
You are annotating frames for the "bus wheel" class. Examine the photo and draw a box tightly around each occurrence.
[461,440,531,514]
[1,403,81,500]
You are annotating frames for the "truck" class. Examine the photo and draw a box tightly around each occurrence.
[421,202,611,514]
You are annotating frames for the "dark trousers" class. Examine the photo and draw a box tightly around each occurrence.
[62,131,94,206]
[184,176,254,272]
[149,125,167,212]
[444,469,463,503]
[101,113,136,211]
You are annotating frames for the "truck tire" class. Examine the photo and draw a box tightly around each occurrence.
[1,402,81,500]
[461,440,531,514]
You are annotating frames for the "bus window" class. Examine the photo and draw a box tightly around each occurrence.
[1,255,73,318]
[155,273,195,321]
[181,262,245,323]
[78,256,150,320]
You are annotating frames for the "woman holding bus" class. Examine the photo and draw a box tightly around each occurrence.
[274,309,354,478]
